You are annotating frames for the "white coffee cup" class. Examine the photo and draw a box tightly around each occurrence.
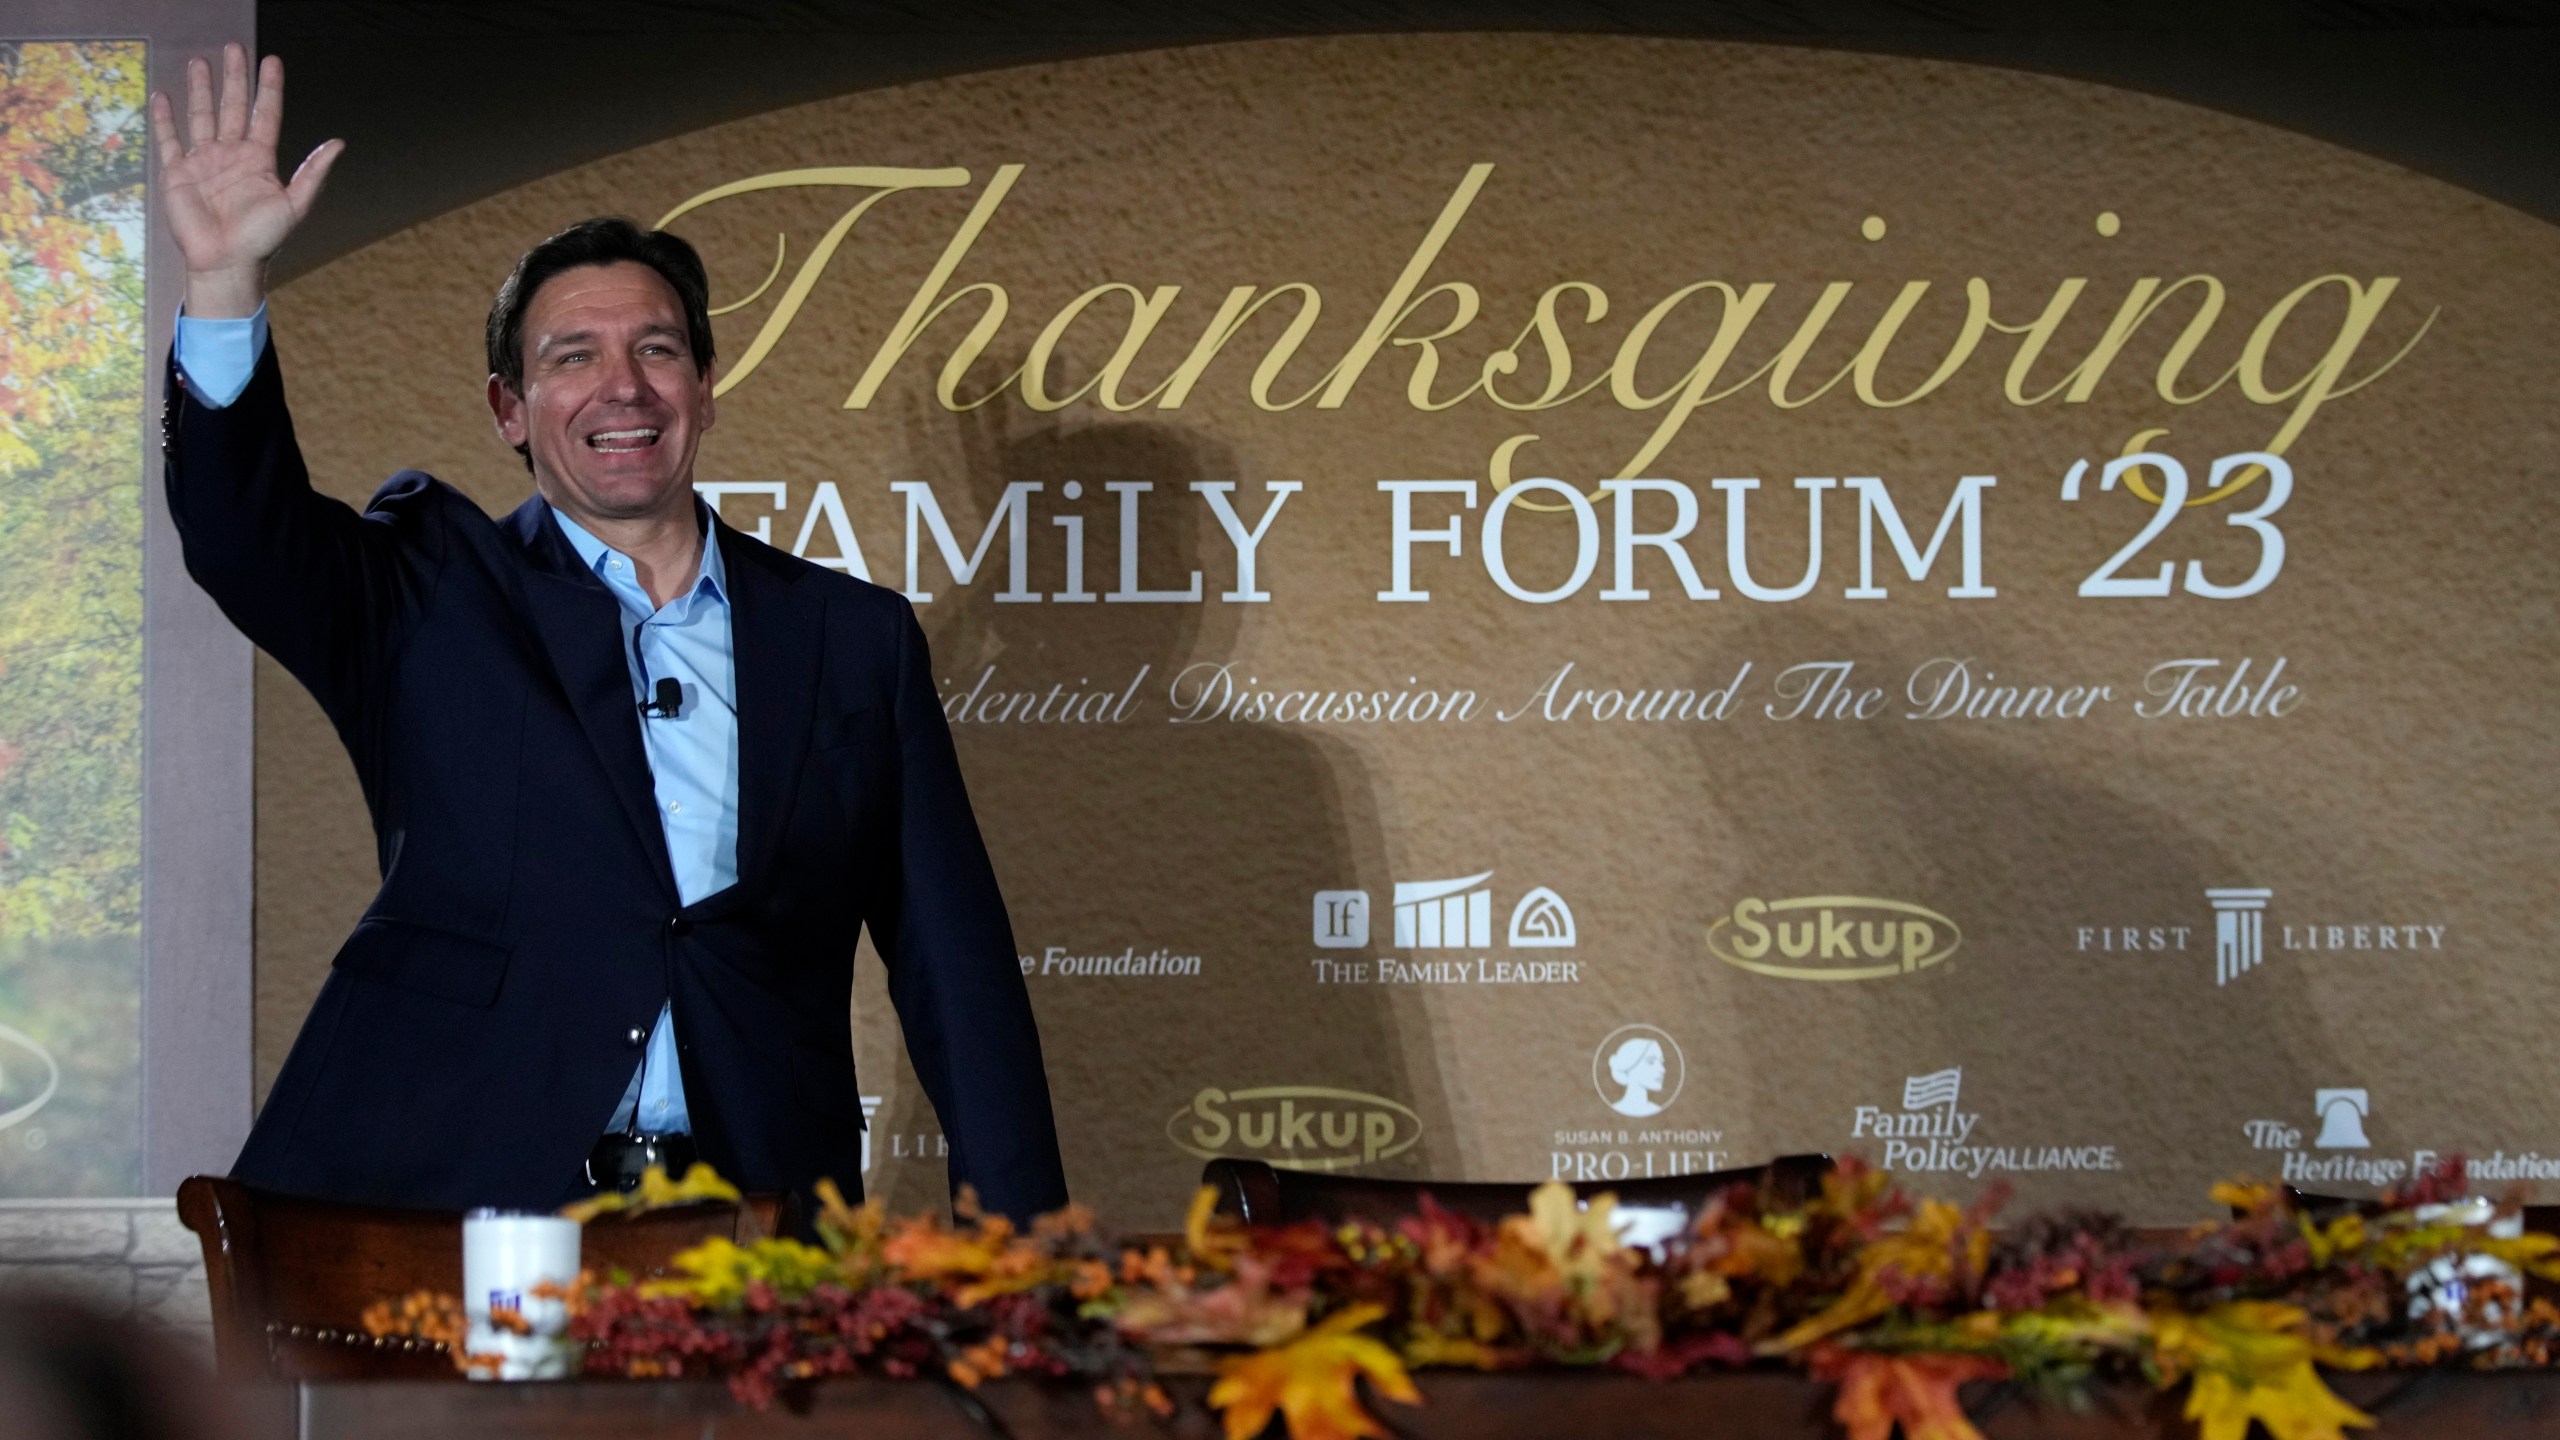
[461,1210,582,1380]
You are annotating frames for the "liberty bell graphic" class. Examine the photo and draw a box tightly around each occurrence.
[2312,1089,2371,1149]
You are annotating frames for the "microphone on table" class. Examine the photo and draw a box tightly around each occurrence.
[641,677,683,719]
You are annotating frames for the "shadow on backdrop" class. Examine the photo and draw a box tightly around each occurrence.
[866,396,1445,1227]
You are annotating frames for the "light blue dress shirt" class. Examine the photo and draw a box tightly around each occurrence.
[176,310,742,1137]
[173,305,267,406]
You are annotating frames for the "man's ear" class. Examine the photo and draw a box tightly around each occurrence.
[487,374,526,448]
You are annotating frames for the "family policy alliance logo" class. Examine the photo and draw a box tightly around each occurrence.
[2073,887,2448,984]
[1850,1066,2122,1178]
[0,1022,61,1139]
[1167,1085,1423,1171]
[2242,1087,2557,1186]
[1313,873,1575,949]
[1706,896,1960,981]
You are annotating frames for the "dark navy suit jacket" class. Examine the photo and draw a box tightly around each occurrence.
[163,345,1067,1220]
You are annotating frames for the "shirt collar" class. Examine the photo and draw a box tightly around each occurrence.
[548,499,727,605]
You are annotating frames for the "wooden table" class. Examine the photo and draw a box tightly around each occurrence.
[221,1369,2560,1439]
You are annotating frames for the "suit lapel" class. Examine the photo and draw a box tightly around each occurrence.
[505,498,681,903]
[720,519,823,897]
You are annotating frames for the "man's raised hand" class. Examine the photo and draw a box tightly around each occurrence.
[150,44,344,318]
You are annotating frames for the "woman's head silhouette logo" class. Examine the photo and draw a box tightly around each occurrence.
[1592,1024,1684,1118]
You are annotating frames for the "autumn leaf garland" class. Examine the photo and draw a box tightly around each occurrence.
[360,1155,2560,1440]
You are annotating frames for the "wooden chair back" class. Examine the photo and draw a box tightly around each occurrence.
[1202,1154,1833,1231]
[175,1175,781,1381]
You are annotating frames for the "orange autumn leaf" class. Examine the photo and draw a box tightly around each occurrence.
[1209,1304,1421,1440]
[1819,1348,2007,1440]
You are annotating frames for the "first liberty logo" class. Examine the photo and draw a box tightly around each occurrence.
[2206,888,2272,985]
[2073,886,2448,982]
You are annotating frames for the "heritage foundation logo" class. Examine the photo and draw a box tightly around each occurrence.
[2314,1088,2371,1148]
[2243,1088,2558,1185]
[1309,874,1581,984]
[1019,944,1203,978]
[1552,1025,1724,1182]
[1850,1066,2121,1178]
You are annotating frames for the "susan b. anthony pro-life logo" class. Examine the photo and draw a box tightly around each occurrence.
[1594,1024,1682,1118]
[1310,872,1581,985]
[1550,1025,1727,1183]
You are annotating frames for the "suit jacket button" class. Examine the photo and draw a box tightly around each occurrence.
[625,1027,647,1047]
[667,916,693,937]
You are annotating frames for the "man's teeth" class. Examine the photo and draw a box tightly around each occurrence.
[587,428,661,452]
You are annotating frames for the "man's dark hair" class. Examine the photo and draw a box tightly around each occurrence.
[485,217,716,467]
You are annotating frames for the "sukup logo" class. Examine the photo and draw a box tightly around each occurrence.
[1167,1086,1422,1171]
[1707,896,1960,981]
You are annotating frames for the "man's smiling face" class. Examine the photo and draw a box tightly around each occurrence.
[490,259,714,525]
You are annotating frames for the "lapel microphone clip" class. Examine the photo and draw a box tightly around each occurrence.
[641,676,684,720]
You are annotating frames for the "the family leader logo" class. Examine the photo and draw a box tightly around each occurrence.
[1706,896,1959,981]
[1313,874,1576,949]
[1167,1085,1423,1171]
[1593,1025,1684,1118]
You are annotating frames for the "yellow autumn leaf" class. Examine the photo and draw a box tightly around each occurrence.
[2185,1369,2375,1440]
[1520,1180,1622,1275]
[2153,1302,2374,1440]
[641,1235,839,1306]
[1768,1199,1983,1354]
[560,1161,743,1223]
[2300,1212,2366,1266]
[812,1177,884,1256]
[2479,1229,2560,1281]
[1188,1184,1250,1270]
[1209,1304,1422,1440]
[2209,1180,2276,1215]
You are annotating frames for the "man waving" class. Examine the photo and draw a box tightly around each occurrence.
[152,45,1067,1218]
